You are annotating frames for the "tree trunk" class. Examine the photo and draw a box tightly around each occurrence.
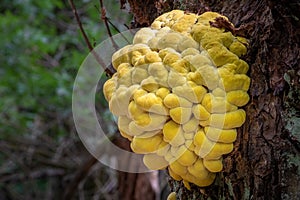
[121,0,300,199]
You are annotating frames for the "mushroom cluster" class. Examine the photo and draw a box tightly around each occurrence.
[103,10,250,188]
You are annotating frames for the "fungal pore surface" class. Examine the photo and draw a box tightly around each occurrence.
[103,10,250,188]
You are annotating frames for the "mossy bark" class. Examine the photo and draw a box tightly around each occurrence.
[122,0,300,199]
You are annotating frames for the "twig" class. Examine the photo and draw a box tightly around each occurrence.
[107,18,131,44]
[69,0,94,51]
[63,155,98,200]
[68,0,115,76]
[0,168,65,183]
[98,0,119,50]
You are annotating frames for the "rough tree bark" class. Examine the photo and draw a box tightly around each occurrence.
[120,0,300,199]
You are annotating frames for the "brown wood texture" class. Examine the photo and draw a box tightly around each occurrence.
[113,135,156,200]
[121,0,300,199]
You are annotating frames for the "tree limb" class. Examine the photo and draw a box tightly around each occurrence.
[68,0,115,76]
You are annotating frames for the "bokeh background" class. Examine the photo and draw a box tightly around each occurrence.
[0,0,136,199]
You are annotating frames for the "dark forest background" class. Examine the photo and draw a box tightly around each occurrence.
[0,0,133,199]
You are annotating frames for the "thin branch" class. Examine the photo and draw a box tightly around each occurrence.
[98,0,119,50]
[107,18,131,44]
[69,0,94,51]
[0,168,65,183]
[68,0,115,76]
[63,156,98,200]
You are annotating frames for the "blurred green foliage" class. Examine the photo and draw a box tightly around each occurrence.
[0,0,130,138]
[0,0,131,199]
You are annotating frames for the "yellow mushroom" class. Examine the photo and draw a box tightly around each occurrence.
[169,107,192,124]
[169,59,191,73]
[182,117,199,133]
[141,76,159,92]
[135,92,168,115]
[172,83,207,103]
[133,88,147,101]
[181,48,200,57]
[111,45,132,69]
[128,113,167,132]
[103,9,251,189]
[186,71,205,85]
[131,134,163,154]
[118,116,132,136]
[163,120,185,146]
[158,48,177,60]
[182,180,191,190]
[133,27,156,44]
[163,93,193,108]
[203,158,223,172]
[183,132,196,140]
[162,51,181,65]
[193,129,233,159]
[193,65,220,90]
[232,59,249,74]
[187,159,209,179]
[103,77,116,101]
[129,43,152,56]
[144,51,162,63]
[119,130,133,141]
[204,127,237,143]
[164,149,176,163]
[192,104,210,121]
[155,87,170,99]
[226,90,250,107]
[212,87,226,97]
[189,54,213,71]
[128,101,166,128]
[170,145,184,157]
[171,12,198,33]
[219,73,250,92]
[201,93,237,113]
[221,62,249,75]
[157,32,183,50]
[109,85,138,116]
[138,129,162,138]
[229,39,247,57]
[156,141,170,156]
[167,70,187,88]
[116,63,133,86]
[168,167,182,181]
[200,109,246,129]
[167,192,177,200]
[184,139,194,150]
[176,147,197,166]
[169,160,187,177]
[184,168,216,187]
[131,67,149,84]
[143,153,169,170]
[178,35,199,51]
[156,27,172,37]
[147,37,160,51]
[148,62,169,87]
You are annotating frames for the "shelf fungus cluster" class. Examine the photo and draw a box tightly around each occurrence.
[103,10,250,188]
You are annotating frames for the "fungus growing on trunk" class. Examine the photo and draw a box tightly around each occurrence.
[103,10,250,188]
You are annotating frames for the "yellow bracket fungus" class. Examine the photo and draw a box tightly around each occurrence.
[167,192,177,200]
[103,10,250,188]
